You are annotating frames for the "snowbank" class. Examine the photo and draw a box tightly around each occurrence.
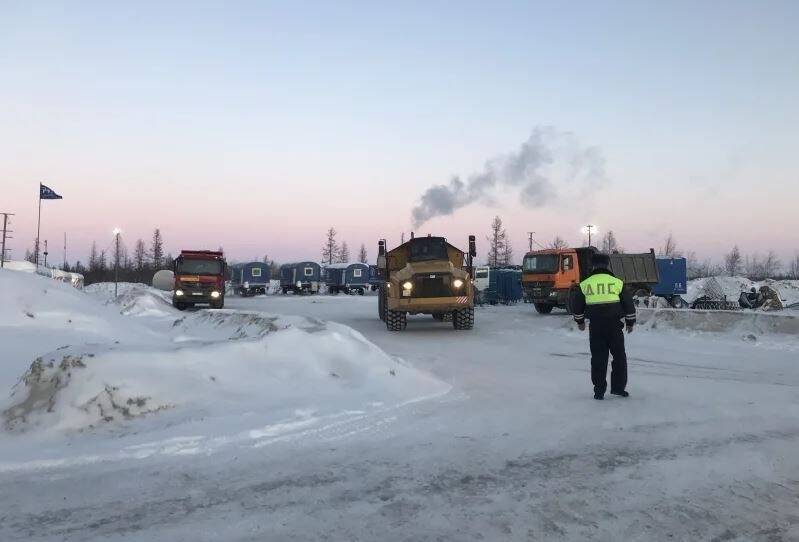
[1,272,449,437]
[636,307,799,337]
[85,281,174,317]
[2,320,449,434]
[0,269,142,340]
[687,276,799,307]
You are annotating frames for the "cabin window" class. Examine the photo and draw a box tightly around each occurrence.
[304,267,314,276]
[475,270,488,279]
[353,268,362,278]
[251,268,262,277]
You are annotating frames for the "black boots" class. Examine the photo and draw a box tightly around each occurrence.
[594,391,604,400]
[610,390,629,398]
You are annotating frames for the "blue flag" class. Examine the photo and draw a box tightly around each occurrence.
[40,184,63,200]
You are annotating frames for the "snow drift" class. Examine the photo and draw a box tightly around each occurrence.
[2,273,449,436]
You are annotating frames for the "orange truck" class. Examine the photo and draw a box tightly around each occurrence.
[172,250,227,310]
[521,247,659,314]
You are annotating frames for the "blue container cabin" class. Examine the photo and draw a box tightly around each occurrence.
[280,261,322,294]
[231,262,271,296]
[483,267,523,305]
[325,262,370,295]
[651,257,688,307]
[368,264,382,291]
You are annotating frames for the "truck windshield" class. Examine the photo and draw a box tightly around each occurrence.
[176,259,223,275]
[523,254,559,273]
[408,238,448,262]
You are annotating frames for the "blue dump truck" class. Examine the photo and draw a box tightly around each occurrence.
[324,262,370,295]
[478,267,524,305]
[230,261,271,296]
[280,261,322,294]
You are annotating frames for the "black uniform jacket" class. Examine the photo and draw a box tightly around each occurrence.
[571,267,636,325]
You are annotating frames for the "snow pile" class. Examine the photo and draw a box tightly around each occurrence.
[686,276,799,309]
[636,307,799,337]
[0,269,134,339]
[2,321,449,434]
[1,272,449,436]
[85,282,174,317]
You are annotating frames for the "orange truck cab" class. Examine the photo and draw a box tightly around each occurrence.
[172,250,227,310]
[522,247,659,314]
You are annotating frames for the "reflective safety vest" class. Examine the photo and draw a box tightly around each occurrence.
[580,273,624,305]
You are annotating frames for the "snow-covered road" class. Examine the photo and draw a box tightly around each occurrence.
[2,288,799,541]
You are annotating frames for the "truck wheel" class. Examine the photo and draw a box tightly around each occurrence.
[453,307,474,330]
[386,309,406,331]
[173,301,186,311]
[432,313,444,321]
[357,288,364,296]
[534,303,554,314]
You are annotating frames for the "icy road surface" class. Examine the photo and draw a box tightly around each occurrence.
[2,293,799,541]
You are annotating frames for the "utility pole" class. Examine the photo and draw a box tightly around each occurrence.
[63,232,67,270]
[113,228,121,297]
[527,232,535,252]
[43,240,49,268]
[585,224,595,247]
[1,212,14,268]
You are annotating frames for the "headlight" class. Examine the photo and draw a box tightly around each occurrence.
[175,289,184,296]
[211,291,221,298]
[386,283,391,288]
[453,279,464,288]
[402,281,413,290]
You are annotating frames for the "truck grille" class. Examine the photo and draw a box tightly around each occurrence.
[412,274,452,298]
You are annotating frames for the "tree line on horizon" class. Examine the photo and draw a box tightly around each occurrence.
[22,224,799,285]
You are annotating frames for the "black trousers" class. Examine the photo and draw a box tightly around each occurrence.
[589,320,627,394]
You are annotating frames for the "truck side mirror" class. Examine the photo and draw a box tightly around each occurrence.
[468,235,476,258]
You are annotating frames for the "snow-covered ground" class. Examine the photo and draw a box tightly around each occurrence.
[1,271,799,541]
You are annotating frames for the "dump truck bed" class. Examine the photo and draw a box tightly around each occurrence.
[576,248,659,286]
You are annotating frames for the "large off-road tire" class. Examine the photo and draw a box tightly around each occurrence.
[173,300,187,311]
[378,286,387,321]
[386,309,407,331]
[453,307,474,330]
[534,303,554,314]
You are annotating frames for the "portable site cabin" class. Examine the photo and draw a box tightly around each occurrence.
[481,267,523,305]
[368,264,381,291]
[231,262,271,296]
[324,262,370,295]
[280,261,322,294]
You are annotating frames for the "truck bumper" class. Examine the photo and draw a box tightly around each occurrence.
[389,296,472,313]
[526,288,569,307]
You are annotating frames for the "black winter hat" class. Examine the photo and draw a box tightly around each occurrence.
[591,252,611,269]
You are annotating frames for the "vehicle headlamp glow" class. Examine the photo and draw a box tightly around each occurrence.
[402,281,413,290]
[453,279,464,288]
[211,291,221,298]
[175,289,184,296]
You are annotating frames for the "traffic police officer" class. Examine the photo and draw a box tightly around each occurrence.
[571,253,636,400]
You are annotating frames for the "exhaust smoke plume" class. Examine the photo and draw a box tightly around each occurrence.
[411,127,607,227]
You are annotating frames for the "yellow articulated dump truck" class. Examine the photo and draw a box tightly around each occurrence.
[376,234,477,331]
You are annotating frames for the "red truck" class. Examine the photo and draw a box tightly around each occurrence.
[172,250,227,310]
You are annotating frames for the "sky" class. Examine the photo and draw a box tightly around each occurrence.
[1,0,797,267]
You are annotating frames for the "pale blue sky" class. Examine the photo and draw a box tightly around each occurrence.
[1,1,797,264]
